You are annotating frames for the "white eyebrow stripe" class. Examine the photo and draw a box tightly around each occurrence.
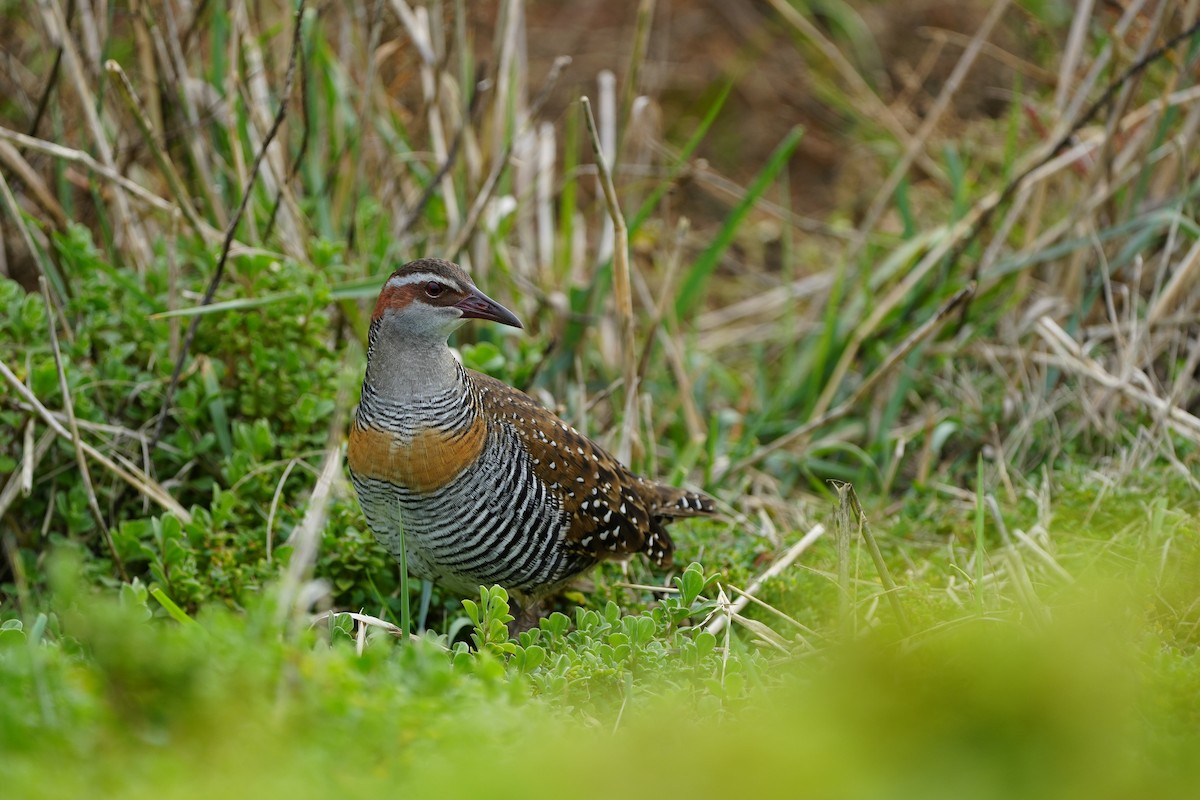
[386,272,465,293]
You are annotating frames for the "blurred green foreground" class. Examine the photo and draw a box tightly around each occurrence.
[4,488,1200,800]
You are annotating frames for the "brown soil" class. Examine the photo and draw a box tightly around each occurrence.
[472,0,1034,217]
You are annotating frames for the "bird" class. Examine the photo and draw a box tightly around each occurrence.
[347,257,715,625]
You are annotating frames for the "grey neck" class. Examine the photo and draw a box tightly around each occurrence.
[364,332,463,400]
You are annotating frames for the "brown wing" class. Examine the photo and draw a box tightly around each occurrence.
[471,371,712,567]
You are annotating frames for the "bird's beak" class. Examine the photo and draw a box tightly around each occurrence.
[455,287,523,329]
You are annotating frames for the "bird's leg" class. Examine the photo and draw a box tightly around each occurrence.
[507,590,544,637]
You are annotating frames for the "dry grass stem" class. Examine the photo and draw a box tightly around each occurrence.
[0,139,66,229]
[20,420,35,495]
[1036,317,1200,445]
[0,427,54,522]
[445,56,570,260]
[0,160,50,285]
[0,357,190,521]
[1056,0,1097,112]
[619,0,656,153]
[727,611,791,653]
[234,1,305,256]
[921,27,1057,84]
[39,277,126,578]
[310,610,438,644]
[833,481,854,629]
[152,0,307,451]
[582,94,640,464]
[1148,237,1200,326]
[106,59,206,242]
[393,1,460,229]
[814,208,985,419]
[278,445,340,627]
[839,482,910,634]
[37,0,151,271]
[958,13,1200,294]
[0,124,232,245]
[725,583,820,647]
[266,458,301,565]
[706,523,826,637]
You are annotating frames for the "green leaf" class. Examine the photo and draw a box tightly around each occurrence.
[519,644,545,673]
[676,563,706,606]
[31,359,57,398]
[692,631,717,660]
[0,625,24,649]
[462,599,480,626]
[19,293,45,331]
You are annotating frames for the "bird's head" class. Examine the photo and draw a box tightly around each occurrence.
[371,258,523,342]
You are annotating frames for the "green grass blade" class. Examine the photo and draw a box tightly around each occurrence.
[151,277,382,319]
[674,125,804,318]
[150,586,201,628]
[628,77,735,233]
[200,356,233,459]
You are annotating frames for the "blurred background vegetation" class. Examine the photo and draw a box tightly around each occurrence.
[0,0,1199,797]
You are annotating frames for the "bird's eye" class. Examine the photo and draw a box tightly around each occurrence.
[424,281,445,298]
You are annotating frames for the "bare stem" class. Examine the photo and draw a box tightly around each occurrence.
[582,94,640,464]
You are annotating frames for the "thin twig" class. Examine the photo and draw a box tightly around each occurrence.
[265,7,311,244]
[150,0,308,452]
[582,94,640,464]
[27,0,73,137]
[706,523,825,637]
[0,124,229,243]
[40,277,127,579]
[0,428,54,522]
[0,357,190,521]
[1035,316,1200,444]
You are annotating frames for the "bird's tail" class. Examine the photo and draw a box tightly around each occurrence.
[651,484,717,519]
